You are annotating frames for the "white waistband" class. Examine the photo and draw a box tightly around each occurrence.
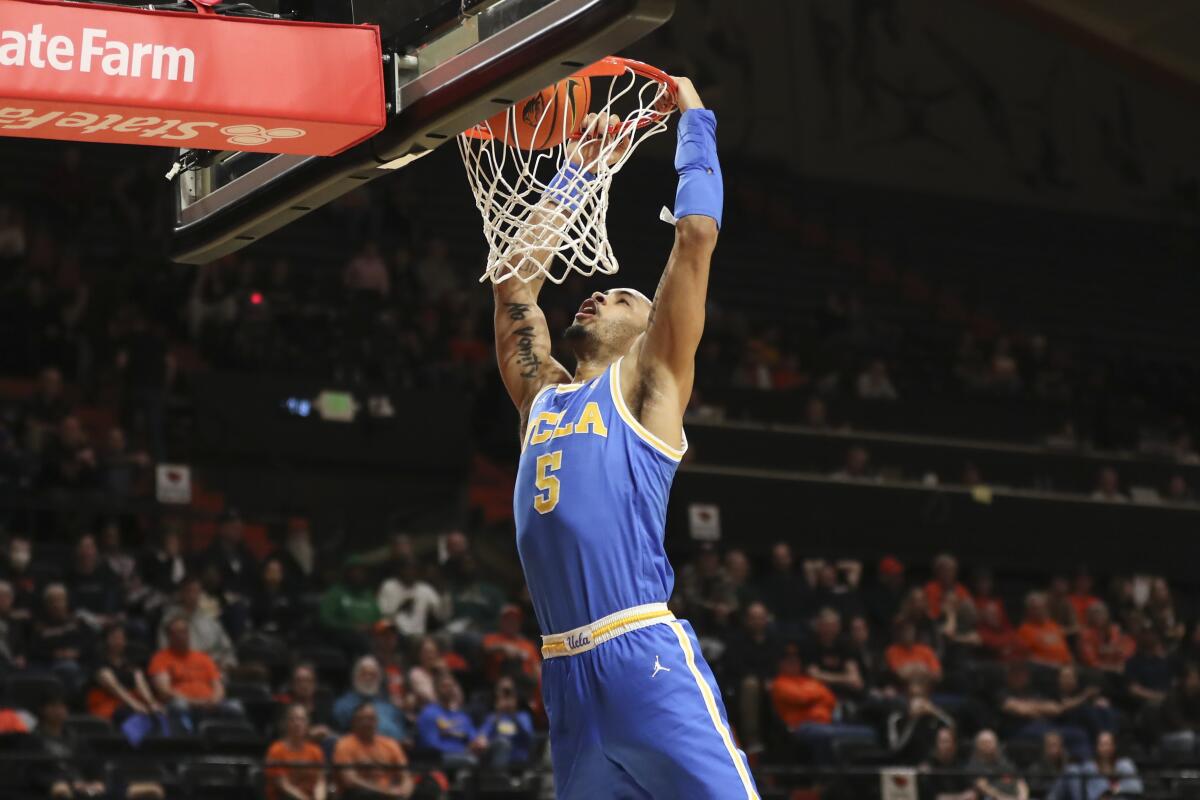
[540,603,675,659]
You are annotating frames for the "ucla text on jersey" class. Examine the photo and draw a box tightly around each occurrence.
[514,357,686,637]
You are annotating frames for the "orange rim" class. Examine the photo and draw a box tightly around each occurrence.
[461,56,676,143]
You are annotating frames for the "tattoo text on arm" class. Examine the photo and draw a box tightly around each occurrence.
[513,326,541,379]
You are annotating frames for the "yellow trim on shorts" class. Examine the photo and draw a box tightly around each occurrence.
[608,358,687,461]
[668,621,759,800]
[591,608,672,640]
[540,608,674,657]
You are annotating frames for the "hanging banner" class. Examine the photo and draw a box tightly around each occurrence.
[0,0,385,155]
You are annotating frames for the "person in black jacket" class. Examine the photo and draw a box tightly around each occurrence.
[138,524,187,599]
[29,583,92,690]
[250,558,298,637]
[919,727,974,800]
[721,602,780,755]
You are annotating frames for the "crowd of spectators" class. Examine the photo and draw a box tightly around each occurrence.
[0,518,1197,796]
[675,544,1200,796]
[0,518,548,798]
[2,139,1200,799]
[3,142,1200,474]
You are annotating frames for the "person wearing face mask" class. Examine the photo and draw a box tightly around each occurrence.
[0,535,44,612]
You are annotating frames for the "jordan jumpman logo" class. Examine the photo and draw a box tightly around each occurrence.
[651,655,671,678]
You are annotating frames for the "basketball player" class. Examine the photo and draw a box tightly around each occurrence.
[491,78,759,798]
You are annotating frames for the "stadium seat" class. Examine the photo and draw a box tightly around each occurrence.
[1004,738,1042,769]
[65,715,114,737]
[2,674,65,711]
[66,715,129,755]
[138,734,203,758]
[831,737,890,766]
[225,681,277,733]
[0,732,37,752]
[476,770,536,798]
[105,760,175,790]
[237,635,291,684]
[200,718,266,756]
[225,681,272,703]
[178,761,249,800]
[1161,735,1199,767]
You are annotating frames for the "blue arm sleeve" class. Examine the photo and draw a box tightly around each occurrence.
[546,163,597,212]
[673,108,723,229]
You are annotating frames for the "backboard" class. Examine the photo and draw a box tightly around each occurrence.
[171,0,674,264]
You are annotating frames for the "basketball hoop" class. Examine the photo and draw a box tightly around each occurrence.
[458,56,676,285]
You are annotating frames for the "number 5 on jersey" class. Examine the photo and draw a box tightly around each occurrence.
[535,451,563,514]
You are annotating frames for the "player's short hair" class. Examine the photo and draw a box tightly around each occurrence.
[607,288,652,307]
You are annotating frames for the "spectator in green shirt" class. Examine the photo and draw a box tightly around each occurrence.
[444,554,505,635]
[320,558,379,651]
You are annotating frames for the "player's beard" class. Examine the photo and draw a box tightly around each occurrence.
[564,318,642,361]
[563,322,595,365]
[563,321,591,343]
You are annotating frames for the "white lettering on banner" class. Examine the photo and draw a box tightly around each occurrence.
[0,107,307,146]
[0,24,195,83]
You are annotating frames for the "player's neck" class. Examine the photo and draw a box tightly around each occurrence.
[572,357,613,383]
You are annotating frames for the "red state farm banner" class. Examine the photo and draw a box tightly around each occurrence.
[0,0,385,155]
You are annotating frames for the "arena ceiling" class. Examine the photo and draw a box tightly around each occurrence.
[999,0,1200,98]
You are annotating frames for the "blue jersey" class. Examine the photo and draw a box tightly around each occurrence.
[514,357,686,635]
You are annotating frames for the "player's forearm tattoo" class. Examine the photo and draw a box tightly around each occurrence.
[647,264,670,327]
[513,325,541,379]
[506,303,530,321]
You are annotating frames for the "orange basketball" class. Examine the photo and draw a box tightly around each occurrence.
[486,76,591,150]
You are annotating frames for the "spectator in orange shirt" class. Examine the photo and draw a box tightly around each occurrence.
[773,643,875,762]
[886,620,943,684]
[771,643,835,728]
[333,702,413,799]
[1017,592,1073,666]
[924,554,971,620]
[266,705,327,800]
[481,605,539,684]
[148,614,238,715]
[978,599,1019,662]
[970,568,1010,630]
[1077,602,1135,673]
[1068,570,1100,627]
[370,621,408,707]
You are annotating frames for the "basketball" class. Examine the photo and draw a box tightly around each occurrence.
[486,75,592,150]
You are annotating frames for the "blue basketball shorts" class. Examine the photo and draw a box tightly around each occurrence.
[540,615,760,799]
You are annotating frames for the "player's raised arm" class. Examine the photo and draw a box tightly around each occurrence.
[492,222,570,430]
[632,79,722,418]
[493,113,630,434]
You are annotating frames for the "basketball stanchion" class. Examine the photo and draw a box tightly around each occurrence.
[458,56,677,285]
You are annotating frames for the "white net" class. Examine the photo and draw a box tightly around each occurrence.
[458,58,675,285]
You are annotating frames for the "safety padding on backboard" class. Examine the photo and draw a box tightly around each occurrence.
[0,0,385,155]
